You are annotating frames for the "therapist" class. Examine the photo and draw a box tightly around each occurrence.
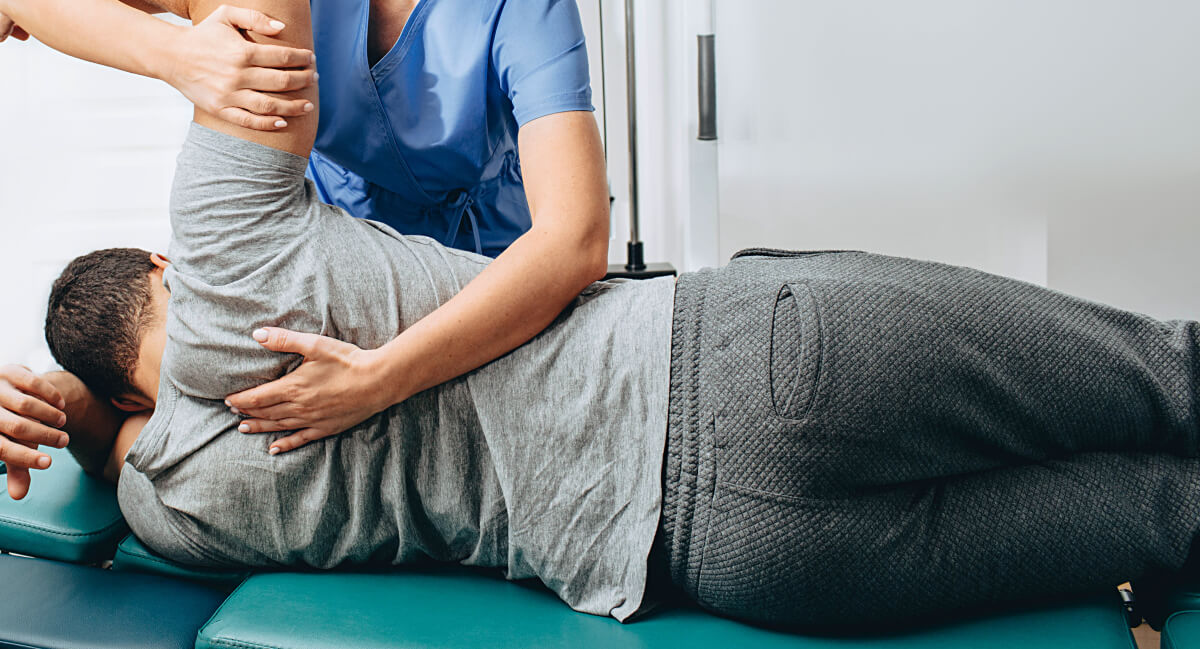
[0,0,611,456]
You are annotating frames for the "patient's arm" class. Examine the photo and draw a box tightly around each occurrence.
[187,0,317,156]
[104,413,151,483]
[0,367,129,498]
[0,0,315,130]
[44,372,129,479]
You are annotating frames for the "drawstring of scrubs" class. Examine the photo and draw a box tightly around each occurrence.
[444,191,484,255]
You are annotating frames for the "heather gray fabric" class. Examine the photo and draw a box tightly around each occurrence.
[661,248,1200,628]
[118,124,674,621]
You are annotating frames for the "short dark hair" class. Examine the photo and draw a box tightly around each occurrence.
[45,248,158,399]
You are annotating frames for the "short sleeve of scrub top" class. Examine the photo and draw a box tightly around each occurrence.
[493,0,595,127]
[307,0,595,258]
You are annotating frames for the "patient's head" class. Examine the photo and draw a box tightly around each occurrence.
[45,249,171,412]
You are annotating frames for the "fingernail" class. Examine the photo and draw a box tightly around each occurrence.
[313,72,320,82]
[224,399,232,407]
[57,398,66,410]
[269,20,286,30]
[310,53,317,65]
[253,329,269,342]
[274,120,288,128]
[269,446,281,456]
[37,456,50,469]
[239,423,250,433]
[230,406,241,415]
[56,414,67,427]
[58,434,68,447]
[303,102,314,113]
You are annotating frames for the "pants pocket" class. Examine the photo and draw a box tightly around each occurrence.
[770,282,823,421]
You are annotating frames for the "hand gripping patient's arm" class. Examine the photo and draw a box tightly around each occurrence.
[188,0,318,157]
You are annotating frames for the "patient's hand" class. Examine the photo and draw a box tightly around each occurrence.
[163,4,316,131]
[0,365,68,500]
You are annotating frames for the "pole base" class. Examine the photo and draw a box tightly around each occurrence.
[604,262,677,280]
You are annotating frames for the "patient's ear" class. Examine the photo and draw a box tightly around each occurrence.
[150,253,171,270]
[111,395,153,413]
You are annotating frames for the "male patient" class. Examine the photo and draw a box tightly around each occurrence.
[5,0,1200,631]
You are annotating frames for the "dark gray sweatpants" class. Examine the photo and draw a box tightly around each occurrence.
[658,249,1200,628]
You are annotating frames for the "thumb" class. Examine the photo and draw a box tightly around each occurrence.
[216,5,286,35]
[252,327,319,357]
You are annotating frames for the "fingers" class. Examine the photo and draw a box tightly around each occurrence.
[252,327,320,356]
[233,403,298,422]
[215,106,289,132]
[245,43,316,70]
[267,429,325,455]
[0,437,51,472]
[215,5,287,36]
[6,466,30,501]
[2,365,65,410]
[228,89,314,118]
[0,389,65,431]
[237,418,306,434]
[226,378,291,411]
[0,410,68,448]
[239,67,317,94]
[0,14,14,42]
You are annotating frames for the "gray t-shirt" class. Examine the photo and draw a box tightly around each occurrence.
[118,124,674,621]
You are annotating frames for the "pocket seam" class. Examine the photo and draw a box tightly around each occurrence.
[769,281,825,422]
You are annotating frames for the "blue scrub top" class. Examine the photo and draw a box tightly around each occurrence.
[308,0,595,257]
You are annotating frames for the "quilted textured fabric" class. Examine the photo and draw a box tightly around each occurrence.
[660,249,1200,628]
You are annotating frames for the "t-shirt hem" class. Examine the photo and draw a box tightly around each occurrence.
[185,123,310,176]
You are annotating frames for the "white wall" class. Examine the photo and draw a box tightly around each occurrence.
[703,0,1200,319]
[0,36,189,370]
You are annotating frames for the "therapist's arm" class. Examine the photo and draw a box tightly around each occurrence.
[227,111,610,453]
[0,0,315,130]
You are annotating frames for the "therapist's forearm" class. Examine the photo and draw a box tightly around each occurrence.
[373,225,608,406]
[0,0,178,80]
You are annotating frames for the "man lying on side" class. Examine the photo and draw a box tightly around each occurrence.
[8,0,1200,630]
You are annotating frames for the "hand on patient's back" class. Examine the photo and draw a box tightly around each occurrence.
[0,365,68,500]
[164,5,316,132]
[0,12,30,43]
[226,329,394,455]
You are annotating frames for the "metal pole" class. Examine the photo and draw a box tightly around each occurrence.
[624,0,642,252]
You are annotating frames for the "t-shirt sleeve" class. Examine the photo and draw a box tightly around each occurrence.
[492,0,595,127]
[163,124,329,400]
[169,123,320,286]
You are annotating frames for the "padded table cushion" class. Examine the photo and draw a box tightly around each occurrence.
[1163,611,1200,649]
[0,553,227,649]
[0,446,126,563]
[112,534,248,590]
[197,566,1136,649]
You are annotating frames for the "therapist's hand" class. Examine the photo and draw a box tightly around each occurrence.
[0,12,30,42]
[162,5,317,131]
[226,328,394,455]
[0,365,68,500]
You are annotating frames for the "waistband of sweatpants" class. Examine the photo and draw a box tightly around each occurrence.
[659,267,718,596]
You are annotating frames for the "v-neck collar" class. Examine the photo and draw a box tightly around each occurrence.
[364,0,436,81]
